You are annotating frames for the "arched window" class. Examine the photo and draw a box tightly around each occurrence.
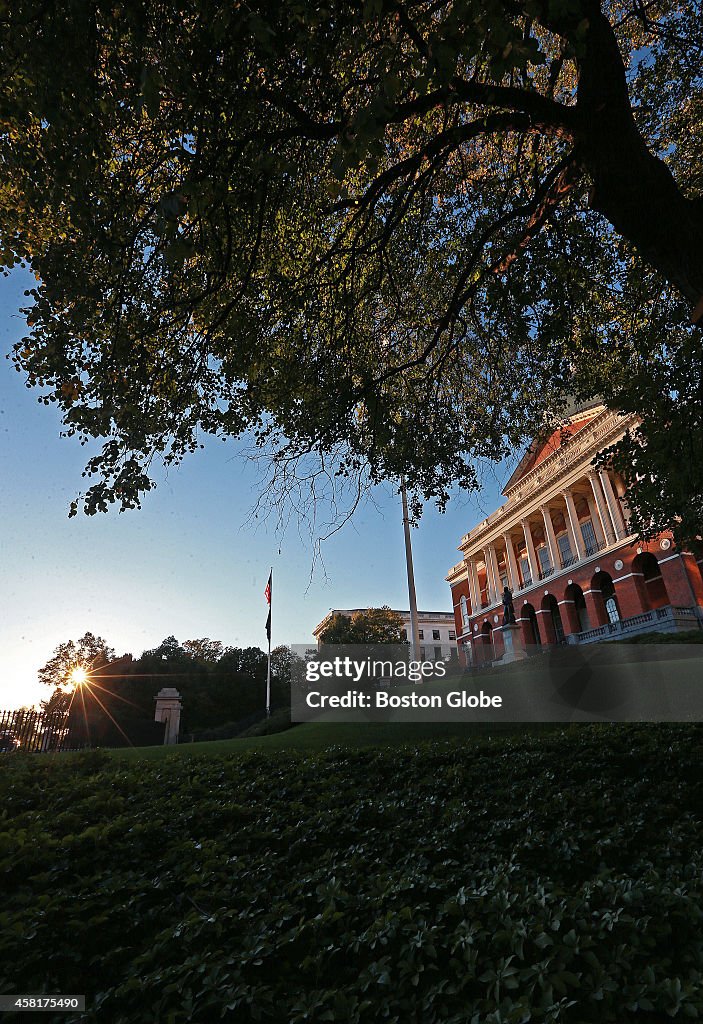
[542,594,565,644]
[599,573,621,623]
[592,570,621,626]
[481,622,494,662]
[565,583,591,633]
[605,596,620,624]
[633,552,669,610]
[522,604,541,647]
[460,595,469,626]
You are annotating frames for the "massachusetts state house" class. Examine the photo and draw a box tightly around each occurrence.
[446,401,703,665]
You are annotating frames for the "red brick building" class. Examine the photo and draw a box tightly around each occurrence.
[446,402,703,665]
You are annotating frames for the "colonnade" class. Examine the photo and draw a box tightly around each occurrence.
[463,469,629,612]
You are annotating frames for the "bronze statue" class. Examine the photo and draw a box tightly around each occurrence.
[502,586,516,626]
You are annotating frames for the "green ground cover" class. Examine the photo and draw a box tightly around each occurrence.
[1,725,703,1022]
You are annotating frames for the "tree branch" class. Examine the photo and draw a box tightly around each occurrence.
[389,77,577,138]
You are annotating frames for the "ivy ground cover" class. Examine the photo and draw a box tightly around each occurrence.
[1,725,703,1022]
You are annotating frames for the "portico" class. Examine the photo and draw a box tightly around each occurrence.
[447,404,703,665]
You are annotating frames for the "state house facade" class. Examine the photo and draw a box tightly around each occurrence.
[446,402,703,665]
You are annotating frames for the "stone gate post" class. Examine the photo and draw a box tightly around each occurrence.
[154,687,183,745]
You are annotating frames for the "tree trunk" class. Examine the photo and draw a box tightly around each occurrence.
[586,133,703,310]
[575,5,703,312]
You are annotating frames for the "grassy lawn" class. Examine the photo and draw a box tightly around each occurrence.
[108,720,555,760]
[108,641,703,761]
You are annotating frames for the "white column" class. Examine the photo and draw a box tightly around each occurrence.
[599,469,627,540]
[478,552,490,605]
[465,560,474,613]
[489,545,503,598]
[562,488,585,560]
[585,491,606,546]
[467,559,480,612]
[484,545,498,604]
[540,505,560,571]
[611,472,633,529]
[473,560,484,610]
[479,549,490,604]
[588,472,616,545]
[503,532,520,591]
[521,519,539,585]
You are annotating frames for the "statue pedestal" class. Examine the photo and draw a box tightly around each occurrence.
[494,623,529,665]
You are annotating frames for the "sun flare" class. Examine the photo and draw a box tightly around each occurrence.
[68,666,89,687]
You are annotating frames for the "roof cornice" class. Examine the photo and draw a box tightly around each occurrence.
[455,409,638,559]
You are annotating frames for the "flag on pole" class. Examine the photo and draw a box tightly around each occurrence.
[265,571,272,642]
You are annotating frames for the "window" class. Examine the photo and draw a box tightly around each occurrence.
[551,604,566,643]
[605,596,620,624]
[449,630,456,640]
[434,646,442,660]
[581,520,598,555]
[418,629,424,640]
[557,534,573,566]
[538,546,552,576]
[401,629,407,641]
[460,596,469,626]
[500,574,509,591]
[420,646,426,660]
[432,629,440,640]
[519,557,531,586]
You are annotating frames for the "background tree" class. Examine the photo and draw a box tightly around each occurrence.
[183,639,225,664]
[132,636,213,730]
[34,631,293,737]
[38,632,115,691]
[37,631,115,715]
[125,638,286,731]
[318,607,406,645]
[269,645,300,687]
[600,341,703,546]
[2,0,702,540]
[214,647,268,680]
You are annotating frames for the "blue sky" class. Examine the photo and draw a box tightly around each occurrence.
[0,268,508,709]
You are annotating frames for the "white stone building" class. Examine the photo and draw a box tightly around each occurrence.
[313,609,458,660]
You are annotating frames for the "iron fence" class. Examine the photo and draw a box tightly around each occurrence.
[0,705,167,753]
[0,708,89,754]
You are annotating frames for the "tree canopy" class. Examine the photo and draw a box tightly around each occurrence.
[182,637,225,664]
[37,632,293,731]
[38,631,115,692]
[2,0,702,540]
[318,607,406,644]
[37,631,116,714]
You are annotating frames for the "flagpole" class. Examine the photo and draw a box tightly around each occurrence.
[401,479,421,662]
[266,566,272,716]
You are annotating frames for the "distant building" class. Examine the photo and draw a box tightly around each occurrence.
[313,609,458,660]
[446,402,703,666]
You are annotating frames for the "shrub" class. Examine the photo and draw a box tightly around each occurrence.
[1,725,702,1022]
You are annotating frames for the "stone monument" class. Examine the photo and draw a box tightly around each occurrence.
[154,687,183,745]
[496,588,528,664]
[502,586,516,625]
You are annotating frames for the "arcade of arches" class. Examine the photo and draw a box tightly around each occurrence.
[455,545,703,666]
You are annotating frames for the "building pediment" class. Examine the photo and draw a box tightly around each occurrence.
[502,405,604,496]
[457,406,637,557]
